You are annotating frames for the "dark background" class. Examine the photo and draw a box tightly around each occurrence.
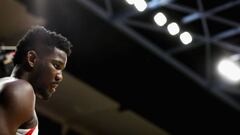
[2,0,240,134]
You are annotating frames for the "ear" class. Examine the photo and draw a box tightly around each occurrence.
[27,50,37,68]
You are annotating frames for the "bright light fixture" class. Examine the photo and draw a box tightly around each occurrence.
[180,31,192,45]
[134,0,147,12]
[217,58,240,82]
[154,12,167,26]
[167,22,180,35]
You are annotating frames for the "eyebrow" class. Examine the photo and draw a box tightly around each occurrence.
[52,59,66,69]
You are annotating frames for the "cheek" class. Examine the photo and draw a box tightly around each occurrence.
[37,64,55,81]
[45,68,55,80]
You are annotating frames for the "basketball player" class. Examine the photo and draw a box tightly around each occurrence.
[0,26,72,135]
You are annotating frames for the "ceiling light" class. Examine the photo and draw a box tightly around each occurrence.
[154,12,167,26]
[167,22,180,35]
[134,0,147,12]
[180,31,192,45]
[217,56,240,83]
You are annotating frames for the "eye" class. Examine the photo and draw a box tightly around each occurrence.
[52,60,65,70]
[53,63,61,70]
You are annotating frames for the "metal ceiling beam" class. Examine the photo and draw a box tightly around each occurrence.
[182,13,200,24]
[165,2,240,54]
[75,0,208,89]
[197,0,212,85]
[75,0,240,111]
[148,0,175,9]
[109,1,240,49]
[166,3,240,28]
[212,27,240,40]
[183,0,240,23]
[105,0,113,17]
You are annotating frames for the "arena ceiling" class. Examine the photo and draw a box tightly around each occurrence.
[2,0,240,134]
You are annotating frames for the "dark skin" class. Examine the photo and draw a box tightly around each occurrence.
[0,46,67,135]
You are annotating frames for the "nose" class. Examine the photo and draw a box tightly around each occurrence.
[55,71,63,82]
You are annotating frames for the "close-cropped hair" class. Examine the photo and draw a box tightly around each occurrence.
[13,26,73,65]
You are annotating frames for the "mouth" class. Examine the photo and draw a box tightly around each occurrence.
[50,83,59,92]
[52,83,59,88]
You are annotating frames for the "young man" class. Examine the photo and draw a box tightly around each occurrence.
[0,26,72,135]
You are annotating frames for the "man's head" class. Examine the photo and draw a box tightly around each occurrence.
[14,26,73,99]
[14,26,72,65]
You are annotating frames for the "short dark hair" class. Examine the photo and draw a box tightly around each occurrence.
[13,26,73,65]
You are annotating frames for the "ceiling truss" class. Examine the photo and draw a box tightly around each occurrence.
[75,0,240,111]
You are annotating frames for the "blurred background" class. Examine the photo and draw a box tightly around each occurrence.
[1,0,240,135]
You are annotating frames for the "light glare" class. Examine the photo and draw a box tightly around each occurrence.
[134,0,147,12]
[217,59,240,82]
[180,32,192,45]
[154,12,167,26]
[125,0,135,5]
[167,22,180,35]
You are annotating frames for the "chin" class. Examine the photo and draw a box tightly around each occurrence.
[42,95,53,100]
[45,92,54,100]
[37,91,53,100]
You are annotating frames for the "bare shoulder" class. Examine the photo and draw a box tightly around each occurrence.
[0,77,35,109]
[0,77,33,93]
[0,77,36,133]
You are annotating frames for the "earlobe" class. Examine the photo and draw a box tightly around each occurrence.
[27,50,37,68]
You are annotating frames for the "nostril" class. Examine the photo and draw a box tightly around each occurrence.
[56,73,63,82]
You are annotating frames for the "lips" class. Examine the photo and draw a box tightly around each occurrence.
[51,83,59,89]
[49,83,59,93]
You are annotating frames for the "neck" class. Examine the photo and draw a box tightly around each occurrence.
[11,65,29,81]
[11,65,42,99]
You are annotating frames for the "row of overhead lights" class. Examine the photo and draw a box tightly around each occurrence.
[125,0,240,84]
[125,0,193,45]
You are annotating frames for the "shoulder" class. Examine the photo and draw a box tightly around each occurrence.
[0,77,33,91]
[0,77,34,100]
[0,78,36,132]
[0,77,35,110]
